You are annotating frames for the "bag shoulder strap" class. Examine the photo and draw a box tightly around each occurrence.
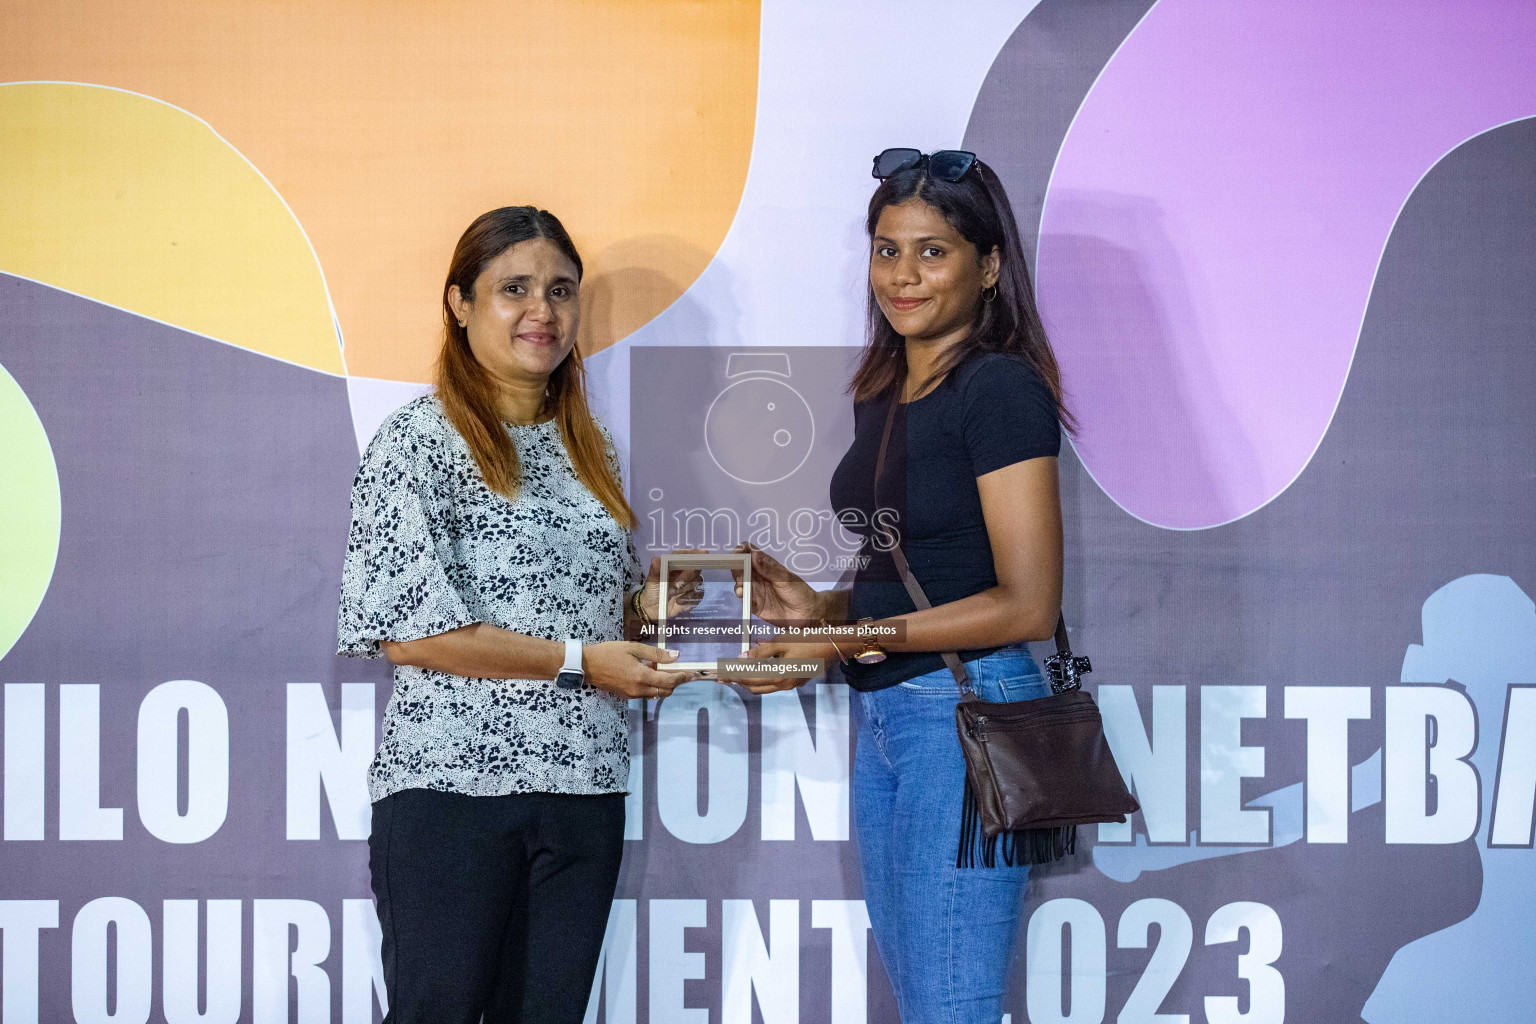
[875,393,1084,699]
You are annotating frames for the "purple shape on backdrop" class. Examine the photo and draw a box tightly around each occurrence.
[1036,0,1536,528]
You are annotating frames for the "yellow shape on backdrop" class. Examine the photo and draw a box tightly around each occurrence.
[0,83,341,374]
[2,0,760,383]
[0,363,62,661]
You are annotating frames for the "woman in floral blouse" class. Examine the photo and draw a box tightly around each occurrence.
[338,207,697,1024]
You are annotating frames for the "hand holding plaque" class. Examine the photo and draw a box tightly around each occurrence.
[728,636,834,694]
[727,542,828,627]
[640,547,708,624]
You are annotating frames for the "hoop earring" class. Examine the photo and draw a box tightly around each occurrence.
[981,284,998,303]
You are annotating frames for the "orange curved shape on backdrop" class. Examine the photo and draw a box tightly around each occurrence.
[2,0,759,383]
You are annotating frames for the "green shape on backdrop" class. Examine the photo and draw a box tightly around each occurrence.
[0,361,60,660]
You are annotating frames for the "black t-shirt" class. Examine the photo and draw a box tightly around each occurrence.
[827,349,1061,691]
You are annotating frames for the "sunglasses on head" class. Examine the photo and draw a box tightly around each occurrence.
[871,148,977,182]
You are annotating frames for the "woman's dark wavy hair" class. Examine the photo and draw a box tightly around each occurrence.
[849,158,1075,434]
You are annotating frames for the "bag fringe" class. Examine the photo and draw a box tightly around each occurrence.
[957,781,1077,869]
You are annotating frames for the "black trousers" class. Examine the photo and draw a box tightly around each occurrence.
[369,788,626,1024]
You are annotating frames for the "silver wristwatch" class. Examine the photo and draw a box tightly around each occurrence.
[555,639,585,689]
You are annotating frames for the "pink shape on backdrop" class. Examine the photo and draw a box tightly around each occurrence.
[1037,0,1536,529]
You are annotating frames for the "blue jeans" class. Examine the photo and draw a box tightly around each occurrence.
[852,645,1053,1024]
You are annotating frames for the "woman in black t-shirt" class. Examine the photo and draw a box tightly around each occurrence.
[732,151,1073,1024]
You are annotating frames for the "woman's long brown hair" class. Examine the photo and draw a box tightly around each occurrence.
[436,207,636,529]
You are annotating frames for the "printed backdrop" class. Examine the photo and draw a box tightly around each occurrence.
[3,1,1535,1021]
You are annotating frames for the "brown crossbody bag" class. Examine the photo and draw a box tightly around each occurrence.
[875,396,1140,867]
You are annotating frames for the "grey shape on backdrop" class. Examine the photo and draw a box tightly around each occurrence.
[0,274,387,1022]
[992,98,1536,1022]
[963,0,1159,266]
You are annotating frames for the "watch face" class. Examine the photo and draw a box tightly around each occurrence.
[555,670,584,690]
[854,649,887,665]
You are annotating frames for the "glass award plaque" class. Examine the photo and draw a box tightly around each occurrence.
[655,552,752,672]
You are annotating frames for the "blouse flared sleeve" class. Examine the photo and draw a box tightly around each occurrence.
[337,406,478,658]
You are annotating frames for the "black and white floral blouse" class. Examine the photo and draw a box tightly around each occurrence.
[338,394,643,802]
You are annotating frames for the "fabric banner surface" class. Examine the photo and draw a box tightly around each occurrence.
[2,2,1534,1021]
